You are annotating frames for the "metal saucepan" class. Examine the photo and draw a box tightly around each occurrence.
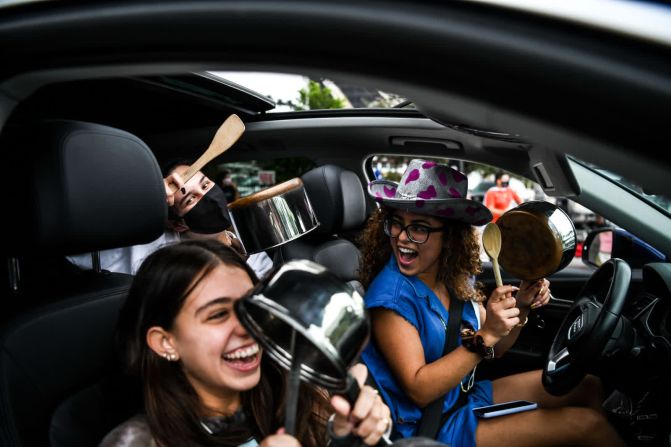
[496,201,576,281]
[228,178,319,254]
[234,259,372,436]
[234,259,370,392]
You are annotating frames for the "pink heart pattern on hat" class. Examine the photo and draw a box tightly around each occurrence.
[384,185,396,197]
[418,185,437,200]
[404,169,420,184]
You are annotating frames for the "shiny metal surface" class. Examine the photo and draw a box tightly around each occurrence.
[235,259,370,390]
[228,179,319,254]
[497,201,576,280]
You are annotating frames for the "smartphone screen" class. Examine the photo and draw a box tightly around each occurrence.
[473,400,538,418]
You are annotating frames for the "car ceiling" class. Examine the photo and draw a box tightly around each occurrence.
[0,1,670,198]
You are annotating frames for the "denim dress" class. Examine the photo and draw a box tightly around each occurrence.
[361,257,493,447]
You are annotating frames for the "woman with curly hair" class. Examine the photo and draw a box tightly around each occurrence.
[359,159,624,447]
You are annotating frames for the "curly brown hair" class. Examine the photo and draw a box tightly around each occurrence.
[357,207,486,302]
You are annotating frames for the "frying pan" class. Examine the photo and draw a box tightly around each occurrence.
[496,201,576,281]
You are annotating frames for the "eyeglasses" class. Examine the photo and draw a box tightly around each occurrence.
[383,218,446,244]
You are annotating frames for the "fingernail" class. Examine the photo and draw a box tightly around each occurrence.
[531,302,540,309]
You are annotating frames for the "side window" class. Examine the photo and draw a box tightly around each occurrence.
[206,157,316,201]
[367,155,598,268]
[367,155,535,206]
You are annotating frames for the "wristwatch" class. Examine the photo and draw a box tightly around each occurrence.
[461,331,495,360]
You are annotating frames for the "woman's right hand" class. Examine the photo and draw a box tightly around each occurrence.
[480,285,520,345]
[330,363,391,445]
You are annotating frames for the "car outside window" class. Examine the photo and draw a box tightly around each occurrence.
[209,157,315,200]
[367,155,599,269]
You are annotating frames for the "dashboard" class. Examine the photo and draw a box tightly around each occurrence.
[636,263,671,356]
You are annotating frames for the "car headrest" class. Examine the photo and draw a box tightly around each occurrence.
[4,120,166,256]
[301,164,366,235]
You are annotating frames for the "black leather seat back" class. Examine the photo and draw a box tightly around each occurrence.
[277,164,367,290]
[0,120,165,447]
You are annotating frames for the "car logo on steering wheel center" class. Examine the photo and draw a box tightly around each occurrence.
[567,314,584,340]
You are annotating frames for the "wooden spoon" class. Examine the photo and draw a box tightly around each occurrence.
[482,222,503,288]
[167,113,245,192]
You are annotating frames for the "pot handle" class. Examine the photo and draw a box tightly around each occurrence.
[339,373,393,445]
[341,373,361,405]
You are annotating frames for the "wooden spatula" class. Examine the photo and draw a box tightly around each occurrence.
[482,222,503,288]
[167,114,245,192]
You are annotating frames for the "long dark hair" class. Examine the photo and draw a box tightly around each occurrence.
[116,239,329,446]
[358,207,486,302]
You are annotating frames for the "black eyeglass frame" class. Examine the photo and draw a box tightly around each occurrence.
[383,218,446,244]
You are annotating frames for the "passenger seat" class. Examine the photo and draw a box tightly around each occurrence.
[275,164,368,294]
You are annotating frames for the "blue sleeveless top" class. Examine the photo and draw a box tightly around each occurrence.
[361,257,493,447]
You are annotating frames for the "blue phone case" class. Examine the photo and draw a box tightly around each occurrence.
[473,400,538,418]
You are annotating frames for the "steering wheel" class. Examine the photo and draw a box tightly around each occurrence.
[542,258,631,396]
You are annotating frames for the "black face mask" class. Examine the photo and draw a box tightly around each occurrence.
[501,181,509,187]
[182,184,232,234]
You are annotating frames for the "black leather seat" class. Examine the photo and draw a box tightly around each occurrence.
[0,120,166,447]
[276,164,368,292]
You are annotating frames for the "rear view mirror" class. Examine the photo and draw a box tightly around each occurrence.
[582,228,666,269]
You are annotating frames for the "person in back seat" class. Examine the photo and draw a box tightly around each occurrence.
[357,159,624,447]
[101,239,391,447]
[69,159,274,279]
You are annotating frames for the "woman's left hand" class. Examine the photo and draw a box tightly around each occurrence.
[330,363,392,445]
[516,278,551,310]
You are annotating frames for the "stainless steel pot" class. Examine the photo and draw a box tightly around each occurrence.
[235,259,381,439]
[234,259,370,391]
[228,178,319,254]
[496,201,576,281]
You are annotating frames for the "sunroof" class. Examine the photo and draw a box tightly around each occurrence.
[209,71,411,112]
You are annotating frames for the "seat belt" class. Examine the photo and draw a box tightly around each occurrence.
[417,292,466,439]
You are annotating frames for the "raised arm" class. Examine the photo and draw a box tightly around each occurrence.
[371,284,523,408]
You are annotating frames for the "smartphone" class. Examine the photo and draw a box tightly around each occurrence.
[473,400,538,418]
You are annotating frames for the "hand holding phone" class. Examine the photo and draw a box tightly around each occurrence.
[473,400,538,418]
